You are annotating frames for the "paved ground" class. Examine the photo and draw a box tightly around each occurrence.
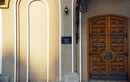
[88,80,128,82]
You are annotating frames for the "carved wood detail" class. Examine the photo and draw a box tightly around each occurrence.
[89,15,128,80]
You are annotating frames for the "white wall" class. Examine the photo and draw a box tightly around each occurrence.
[81,0,130,81]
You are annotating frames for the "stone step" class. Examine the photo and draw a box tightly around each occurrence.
[64,73,79,82]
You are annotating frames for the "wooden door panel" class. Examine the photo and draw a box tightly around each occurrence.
[108,16,128,80]
[89,15,128,80]
[89,16,108,79]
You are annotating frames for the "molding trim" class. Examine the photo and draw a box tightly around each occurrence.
[14,0,50,82]
[58,0,62,81]
[0,9,2,74]
[79,12,82,82]
[14,0,61,81]
[72,0,75,73]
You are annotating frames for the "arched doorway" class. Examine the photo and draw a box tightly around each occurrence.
[88,14,128,80]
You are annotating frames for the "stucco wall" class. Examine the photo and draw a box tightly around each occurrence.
[2,0,59,82]
[3,0,130,82]
[60,0,72,80]
[2,0,15,81]
[1,0,76,81]
[82,0,130,81]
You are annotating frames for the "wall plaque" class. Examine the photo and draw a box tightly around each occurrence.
[62,36,72,44]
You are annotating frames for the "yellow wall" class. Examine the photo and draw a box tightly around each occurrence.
[2,0,15,81]
[2,0,59,82]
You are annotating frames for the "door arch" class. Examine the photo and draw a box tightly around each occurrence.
[15,0,60,82]
[88,14,128,80]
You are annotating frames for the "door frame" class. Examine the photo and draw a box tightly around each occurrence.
[87,14,130,81]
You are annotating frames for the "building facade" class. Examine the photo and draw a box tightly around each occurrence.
[0,0,130,82]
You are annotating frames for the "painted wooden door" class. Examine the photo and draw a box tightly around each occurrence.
[89,15,128,80]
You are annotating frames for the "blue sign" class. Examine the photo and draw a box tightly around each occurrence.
[61,36,72,44]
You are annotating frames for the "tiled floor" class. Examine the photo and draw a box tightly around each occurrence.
[88,80,128,82]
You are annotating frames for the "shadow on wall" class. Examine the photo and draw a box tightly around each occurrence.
[2,38,58,82]
[2,51,15,82]
[2,52,48,82]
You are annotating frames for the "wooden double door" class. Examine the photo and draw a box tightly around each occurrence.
[89,15,128,80]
